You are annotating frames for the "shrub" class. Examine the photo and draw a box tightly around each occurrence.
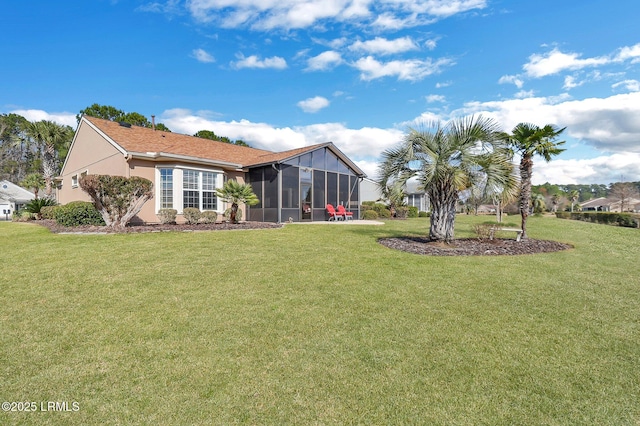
[23,197,58,219]
[363,210,379,220]
[12,211,34,222]
[556,211,640,228]
[224,207,242,222]
[408,206,419,218]
[54,201,105,226]
[361,201,376,207]
[377,208,391,219]
[395,206,409,219]
[80,174,153,228]
[157,209,177,224]
[183,208,201,224]
[200,211,218,224]
[418,211,430,218]
[473,223,498,240]
[40,205,59,220]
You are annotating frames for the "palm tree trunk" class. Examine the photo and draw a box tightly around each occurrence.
[230,202,238,224]
[428,184,458,242]
[519,154,533,239]
[43,143,56,198]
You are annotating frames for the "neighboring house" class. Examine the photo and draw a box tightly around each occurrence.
[57,116,365,223]
[405,180,430,213]
[360,178,381,203]
[0,180,35,220]
[580,197,640,212]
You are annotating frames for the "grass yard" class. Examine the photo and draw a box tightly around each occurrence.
[1,215,639,425]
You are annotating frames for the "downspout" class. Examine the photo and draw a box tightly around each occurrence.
[272,163,282,224]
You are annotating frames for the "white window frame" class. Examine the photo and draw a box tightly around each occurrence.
[155,166,223,214]
[71,174,78,188]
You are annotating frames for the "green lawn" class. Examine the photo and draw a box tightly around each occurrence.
[1,216,639,425]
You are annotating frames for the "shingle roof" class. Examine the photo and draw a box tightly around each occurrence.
[82,116,364,175]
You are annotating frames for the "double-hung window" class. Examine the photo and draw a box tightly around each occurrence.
[183,170,200,209]
[159,168,174,209]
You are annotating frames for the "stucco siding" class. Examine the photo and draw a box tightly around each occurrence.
[58,121,128,205]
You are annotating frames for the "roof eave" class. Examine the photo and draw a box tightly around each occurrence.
[127,152,243,170]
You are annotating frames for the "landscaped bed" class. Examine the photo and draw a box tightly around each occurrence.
[35,219,283,234]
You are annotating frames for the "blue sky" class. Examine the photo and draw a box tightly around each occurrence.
[2,0,640,185]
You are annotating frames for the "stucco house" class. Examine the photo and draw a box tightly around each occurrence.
[57,116,365,223]
[0,180,35,220]
[580,197,640,213]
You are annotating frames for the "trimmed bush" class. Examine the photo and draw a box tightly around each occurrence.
[556,211,640,228]
[363,210,379,220]
[418,211,430,218]
[54,201,105,226]
[40,205,59,220]
[157,209,177,224]
[183,208,202,224]
[201,211,218,224]
[395,206,409,219]
[80,174,153,228]
[408,206,419,218]
[377,208,391,219]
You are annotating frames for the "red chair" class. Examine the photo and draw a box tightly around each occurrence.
[337,205,353,220]
[326,204,344,221]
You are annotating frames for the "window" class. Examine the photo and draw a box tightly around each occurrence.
[182,169,218,211]
[71,175,78,187]
[201,172,217,210]
[183,170,199,209]
[159,168,173,209]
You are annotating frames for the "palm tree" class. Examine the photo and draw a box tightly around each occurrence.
[215,179,259,224]
[532,193,546,213]
[551,193,560,213]
[500,123,565,239]
[378,115,516,242]
[20,173,45,199]
[569,190,579,212]
[28,120,74,197]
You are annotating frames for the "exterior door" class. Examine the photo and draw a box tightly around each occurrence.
[300,169,312,221]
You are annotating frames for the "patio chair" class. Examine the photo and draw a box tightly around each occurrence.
[326,204,343,221]
[336,205,353,220]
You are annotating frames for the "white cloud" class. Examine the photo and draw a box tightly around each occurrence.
[10,109,77,128]
[614,42,640,62]
[186,0,486,31]
[353,56,454,82]
[191,48,215,63]
[231,54,287,69]
[457,91,640,154]
[426,94,445,103]
[612,79,640,92]
[159,108,403,171]
[424,39,437,50]
[306,51,343,71]
[297,96,330,113]
[533,153,640,185]
[524,48,610,78]
[498,74,523,89]
[348,36,418,55]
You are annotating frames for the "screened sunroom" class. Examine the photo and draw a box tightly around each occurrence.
[247,143,365,223]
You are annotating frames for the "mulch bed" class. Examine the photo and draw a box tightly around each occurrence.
[379,237,572,256]
[36,219,283,234]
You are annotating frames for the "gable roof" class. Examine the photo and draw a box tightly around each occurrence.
[0,180,35,203]
[77,116,365,176]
